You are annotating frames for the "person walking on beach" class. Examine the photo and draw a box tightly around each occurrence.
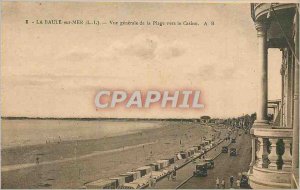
[221,178,225,189]
[36,157,39,165]
[167,170,171,181]
[216,177,220,189]
[230,176,234,188]
[236,179,241,189]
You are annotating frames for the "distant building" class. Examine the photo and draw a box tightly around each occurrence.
[200,116,211,124]
[249,3,298,189]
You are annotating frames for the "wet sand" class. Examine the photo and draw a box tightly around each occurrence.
[2,121,216,189]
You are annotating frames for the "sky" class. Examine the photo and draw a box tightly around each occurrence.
[1,2,282,119]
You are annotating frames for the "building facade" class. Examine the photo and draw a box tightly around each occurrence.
[248,3,299,189]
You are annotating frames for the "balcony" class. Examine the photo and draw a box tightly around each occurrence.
[251,3,296,22]
[248,127,293,189]
[251,3,296,48]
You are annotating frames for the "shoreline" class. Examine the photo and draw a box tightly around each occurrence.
[2,122,215,188]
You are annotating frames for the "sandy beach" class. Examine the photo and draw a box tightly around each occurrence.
[2,120,219,188]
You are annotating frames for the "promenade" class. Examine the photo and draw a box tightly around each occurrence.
[154,130,251,189]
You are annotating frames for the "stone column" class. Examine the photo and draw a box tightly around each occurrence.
[286,51,293,129]
[249,135,256,172]
[254,21,270,125]
[292,10,299,170]
[280,62,286,127]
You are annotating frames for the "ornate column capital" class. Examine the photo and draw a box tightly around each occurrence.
[255,21,270,37]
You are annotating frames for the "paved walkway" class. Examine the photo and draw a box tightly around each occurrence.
[154,132,232,189]
[179,131,251,189]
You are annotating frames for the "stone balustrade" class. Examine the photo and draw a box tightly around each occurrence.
[248,126,293,189]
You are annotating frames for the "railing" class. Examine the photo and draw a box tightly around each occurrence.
[249,127,293,188]
[253,127,292,170]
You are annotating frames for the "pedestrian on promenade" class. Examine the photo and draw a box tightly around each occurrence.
[236,179,241,189]
[167,170,172,181]
[149,175,154,188]
[221,178,225,189]
[172,169,177,181]
[36,157,39,165]
[230,176,234,188]
[216,177,220,189]
[150,175,156,188]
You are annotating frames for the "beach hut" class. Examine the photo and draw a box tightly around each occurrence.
[136,166,152,177]
[156,160,169,168]
[186,150,192,157]
[193,145,201,151]
[188,148,195,155]
[163,157,175,164]
[148,163,160,171]
[147,164,156,171]
[85,179,117,189]
[126,171,141,180]
[180,151,188,159]
[199,142,206,148]
[120,173,134,183]
[110,176,126,188]
[176,153,183,160]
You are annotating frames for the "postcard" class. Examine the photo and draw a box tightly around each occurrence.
[1,1,299,189]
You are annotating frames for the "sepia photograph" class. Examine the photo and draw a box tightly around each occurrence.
[1,1,299,189]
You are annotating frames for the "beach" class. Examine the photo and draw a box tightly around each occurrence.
[1,119,217,188]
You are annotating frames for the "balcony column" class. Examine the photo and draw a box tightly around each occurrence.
[268,138,278,170]
[282,138,292,171]
[292,10,299,170]
[254,21,270,125]
[280,62,286,127]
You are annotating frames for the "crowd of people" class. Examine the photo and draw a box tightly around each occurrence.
[215,175,241,189]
